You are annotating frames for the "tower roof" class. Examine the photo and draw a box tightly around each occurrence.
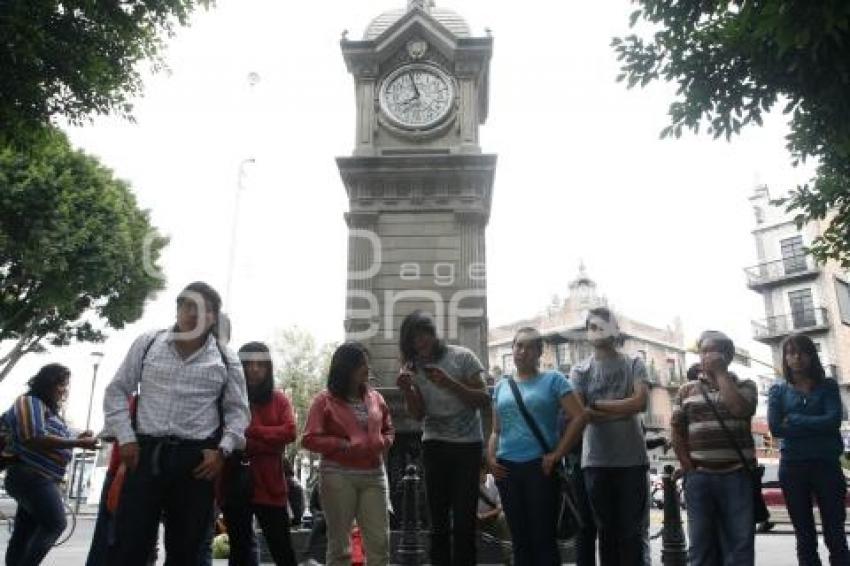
[364,1,471,40]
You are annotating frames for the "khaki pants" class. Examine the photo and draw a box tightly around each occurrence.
[319,471,389,566]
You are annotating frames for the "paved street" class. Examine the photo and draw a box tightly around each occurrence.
[0,503,814,565]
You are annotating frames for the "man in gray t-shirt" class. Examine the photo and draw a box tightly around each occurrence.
[569,307,649,566]
[571,353,649,468]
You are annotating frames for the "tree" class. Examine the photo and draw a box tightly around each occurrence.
[0,129,168,381]
[0,0,211,146]
[613,1,850,266]
[271,327,335,467]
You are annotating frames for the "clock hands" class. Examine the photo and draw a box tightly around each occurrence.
[407,72,420,100]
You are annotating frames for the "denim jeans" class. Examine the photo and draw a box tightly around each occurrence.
[684,469,754,566]
[583,466,648,566]
[422,440,482,566]
[571,456,597,566]
[4,464,67,566]
[495,458,560,566]
[780,459,850,566]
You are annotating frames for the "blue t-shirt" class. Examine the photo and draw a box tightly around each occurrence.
[493,371,573,462]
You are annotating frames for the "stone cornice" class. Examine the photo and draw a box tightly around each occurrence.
[337,154,496,218]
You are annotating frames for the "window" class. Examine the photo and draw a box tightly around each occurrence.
[788,288,816,329]
[781,236,807,274]
[667,358,677,382]
[637,349,647,361]
[836,278,850,326]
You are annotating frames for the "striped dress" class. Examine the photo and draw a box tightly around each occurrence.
[2,395,72,481]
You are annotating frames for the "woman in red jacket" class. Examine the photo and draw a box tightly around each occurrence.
[302,342,395,566]
[223,341,297,566]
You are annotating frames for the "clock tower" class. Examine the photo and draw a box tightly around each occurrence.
[337,1,496,434]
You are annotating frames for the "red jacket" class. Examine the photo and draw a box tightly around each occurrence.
[302,389,394,470]
[242,390,296,507]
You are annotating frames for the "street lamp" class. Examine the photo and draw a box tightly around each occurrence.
[74,351,104,514]
[225,157,256,308]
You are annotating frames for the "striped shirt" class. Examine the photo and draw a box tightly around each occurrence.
[2,395,72,481]
[671,375,757,470]
[103,330,250,454]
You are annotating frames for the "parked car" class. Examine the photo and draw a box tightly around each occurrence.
[761,463,850,521]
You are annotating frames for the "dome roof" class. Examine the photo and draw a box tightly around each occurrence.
[364,2,471,40]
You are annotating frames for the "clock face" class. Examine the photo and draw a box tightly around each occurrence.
[379,65,454,129]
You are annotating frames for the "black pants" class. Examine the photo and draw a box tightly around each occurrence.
[107,439,216,566]
[583,466,648,566]
[495,459,560,566]
[422,440,482,566]
[571,458,597,566]
[223,503,296,566]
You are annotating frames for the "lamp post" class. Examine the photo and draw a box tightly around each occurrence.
[74,351,104,514]
[224,157,255,308]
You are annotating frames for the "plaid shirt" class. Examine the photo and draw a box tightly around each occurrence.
[103,330,250,454]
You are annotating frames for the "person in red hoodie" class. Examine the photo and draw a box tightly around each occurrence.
[222,341,297,566]
[302,341,395,566]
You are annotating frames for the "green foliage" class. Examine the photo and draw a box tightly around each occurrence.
[0,0,211,146]
[271,327,335,463]
[0,129,168,380]
[613,1,850,266]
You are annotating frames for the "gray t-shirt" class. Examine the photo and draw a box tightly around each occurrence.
[570,353,649,468]
[415,344,485,443]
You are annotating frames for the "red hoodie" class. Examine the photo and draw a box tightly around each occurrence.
[302,389,394,470]
[242,389,296,507]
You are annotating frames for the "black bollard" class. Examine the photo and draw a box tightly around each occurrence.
[661,464,688,566]
[398,463,425,565]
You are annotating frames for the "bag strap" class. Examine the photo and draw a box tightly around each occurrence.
[133,329,231,440]
[507,378,552,454]
[697,381,755,476]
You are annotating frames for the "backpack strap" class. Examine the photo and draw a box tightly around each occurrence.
[132,329,233,441]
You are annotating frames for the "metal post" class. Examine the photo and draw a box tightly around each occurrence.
[74,351,103,514]
[661,464,688,565]
[398,463,425,565]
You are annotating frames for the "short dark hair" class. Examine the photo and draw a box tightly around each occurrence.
[697,330,735,365]
[585,307,616,329]
[686,363,702,382]
[513,327,543,356]
[399,310,447,367]
[177,281,223,339]
[781,334,826,384]
[27,363,70,415]
[177,281,222,316]
[327,341,370,399]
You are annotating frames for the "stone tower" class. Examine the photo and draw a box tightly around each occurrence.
[337,0,496,432]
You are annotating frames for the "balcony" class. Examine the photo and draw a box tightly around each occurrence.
[745,256,819,290]
[753,308,830,343]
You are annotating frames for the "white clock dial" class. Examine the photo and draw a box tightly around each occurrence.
[380,65,454,129]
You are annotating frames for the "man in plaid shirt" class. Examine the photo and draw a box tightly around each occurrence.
[103,281,250,565]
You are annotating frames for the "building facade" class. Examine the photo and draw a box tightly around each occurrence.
[488,265,687,438]
[747,185,850,407]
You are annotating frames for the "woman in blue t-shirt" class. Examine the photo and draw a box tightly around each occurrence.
[487,327,587,565]
[2,363,98,565]
[768,334,850,566]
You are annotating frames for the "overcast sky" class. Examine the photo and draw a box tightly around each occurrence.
[0,0,815,429]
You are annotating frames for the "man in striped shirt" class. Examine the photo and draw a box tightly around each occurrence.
[670,330,758,566]
[103,282,250,565]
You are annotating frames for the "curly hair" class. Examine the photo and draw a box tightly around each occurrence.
[27,363,70,415]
